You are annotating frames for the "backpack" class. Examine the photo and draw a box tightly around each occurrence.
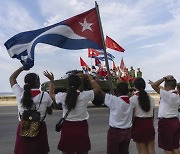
[19,92,44,137]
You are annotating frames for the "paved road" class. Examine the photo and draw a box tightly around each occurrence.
[0,105,165,154]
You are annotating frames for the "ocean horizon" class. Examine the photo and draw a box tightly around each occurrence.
[0,92,14,96]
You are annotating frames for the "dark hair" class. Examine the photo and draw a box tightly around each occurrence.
[21,73,40,109]
[177,83,180,90]
[65,74,81,111]
[116,82,129,95]
[134,78,151,112]
[164,79,177,89]
[177,83,180,94]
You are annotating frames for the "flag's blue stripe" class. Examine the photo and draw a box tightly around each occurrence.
[31,34,102,50]
[97,56,114,61]
[4,22,66,50]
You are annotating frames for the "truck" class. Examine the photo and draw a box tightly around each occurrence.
[41,70,134,107]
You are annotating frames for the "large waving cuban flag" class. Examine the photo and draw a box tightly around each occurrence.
[4,8,103,69]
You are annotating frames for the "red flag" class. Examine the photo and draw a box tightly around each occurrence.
[106,36,125,52]
[112,61,116,70]
[80,57,89,69]
[88,48,100,57]
[120,58,125,70]
[95,57,101,66]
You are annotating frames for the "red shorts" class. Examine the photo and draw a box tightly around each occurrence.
[132,117,155,143]
[107,127,131,154]
[14,122,50,154]
[158,118,180,151]
[58,120,91,153]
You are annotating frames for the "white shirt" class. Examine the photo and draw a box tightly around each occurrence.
[158,89,180,118]
[130,94,155,117]
[55,90,94,121]
[105,94,133,129]
[12,84,53,121]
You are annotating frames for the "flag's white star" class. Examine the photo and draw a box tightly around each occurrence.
[79,18,93,32]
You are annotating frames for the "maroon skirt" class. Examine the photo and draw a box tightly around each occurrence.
[58,120,91,153]
[132,117,155,142]
[14,122,50,154]
[158,118,180,151]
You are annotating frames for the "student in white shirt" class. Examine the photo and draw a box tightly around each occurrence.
[99,81,133,154]
[177,83,180,120]
[44,71,100,154]
[9,66,53,154]
[149,75,180,154]
[131,78,155,154]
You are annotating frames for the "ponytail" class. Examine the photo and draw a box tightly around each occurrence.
[134,77,151,112]
[21,73,39,109]
[65,86,79,111]
[21,84,33,109]
[65,74,81,111]
[138,89,151,112]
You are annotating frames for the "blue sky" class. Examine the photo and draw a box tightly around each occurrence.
[0,0,180,92]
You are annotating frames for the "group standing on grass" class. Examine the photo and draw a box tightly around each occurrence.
[9,66,180,154]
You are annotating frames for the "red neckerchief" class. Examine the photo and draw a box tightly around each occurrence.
[120,96,130,104]
[31,89,41,97]
[135,91,139,96]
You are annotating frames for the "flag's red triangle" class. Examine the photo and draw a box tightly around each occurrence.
[88,48,100,57]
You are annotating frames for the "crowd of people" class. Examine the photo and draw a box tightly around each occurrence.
[9,66,180,154]
[83,65,142,81]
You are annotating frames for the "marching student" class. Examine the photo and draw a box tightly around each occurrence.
[99,81,133,154]
[177,83,180,120]
[149,75,180,154]
[9,66,53,154]
[44,71,100,154]
[177,83,180,95]
[131,77,155,154]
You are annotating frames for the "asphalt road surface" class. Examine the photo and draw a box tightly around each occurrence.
[0,104,165,154]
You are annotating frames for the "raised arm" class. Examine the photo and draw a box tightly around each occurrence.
[43,70,55,101]
[9,66,25,87]
[148,75,174,94]
[87,74,101,96]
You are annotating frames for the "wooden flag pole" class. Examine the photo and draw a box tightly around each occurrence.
[95,1,114,94]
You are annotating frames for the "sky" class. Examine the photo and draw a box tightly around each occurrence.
[0,0,180,92]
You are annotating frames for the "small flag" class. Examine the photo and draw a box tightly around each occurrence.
[112,61,116,70]
[95,57,101,66]
[120,57,125,70]
[88,48,115,59]
[106,35,125,52]
[80,57,89,69]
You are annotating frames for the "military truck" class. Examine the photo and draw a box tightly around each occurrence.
[41,70,122,106]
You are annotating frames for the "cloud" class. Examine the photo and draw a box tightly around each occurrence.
[138,43,166,49]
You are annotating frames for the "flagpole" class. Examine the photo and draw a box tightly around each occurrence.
[95,1,114,94]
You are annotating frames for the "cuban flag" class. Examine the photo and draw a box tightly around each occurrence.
[88,48,115,61]
[4,8,103,69]
[96,50,115,61]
